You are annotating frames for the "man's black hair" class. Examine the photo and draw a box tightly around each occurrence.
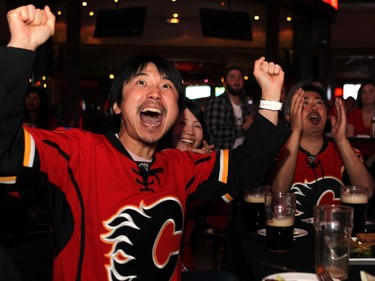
[109,55,185,111]
[282,80,329,122]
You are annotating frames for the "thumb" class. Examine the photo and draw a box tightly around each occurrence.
[43,6,56,35]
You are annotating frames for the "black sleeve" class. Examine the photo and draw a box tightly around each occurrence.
[0,47,36,177]
[227,113,291,198]
[195,113,290,202]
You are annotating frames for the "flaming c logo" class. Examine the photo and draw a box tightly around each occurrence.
[291,177,342,217]
[101,197,184,280]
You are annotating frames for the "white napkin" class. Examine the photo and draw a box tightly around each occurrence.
[360,271,375,281]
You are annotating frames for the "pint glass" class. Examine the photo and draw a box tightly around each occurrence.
[265,192,296,253]
[340,185,368,234]
[314,205,353,280]
[243,185,269,233]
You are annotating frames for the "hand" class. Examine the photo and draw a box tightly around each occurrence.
[330,98,347,142]
[190,140,215,154]
[253,57,284,101]
[289,88,304,134]
[7,5,55,51]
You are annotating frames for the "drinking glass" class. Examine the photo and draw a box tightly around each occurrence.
[243,185,269,233]
[264,192,296,253]
[313,204,354,280]
[340,185,368,234]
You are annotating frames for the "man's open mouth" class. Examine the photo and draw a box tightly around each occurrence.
[140,107,162,126]
[308,113,321,125]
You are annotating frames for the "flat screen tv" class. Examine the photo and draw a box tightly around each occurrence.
[94,7,147,37]
[200,8,252,41]
[185,85,211,100]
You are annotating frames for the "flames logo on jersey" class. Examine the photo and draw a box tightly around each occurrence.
[101,197,184,280]
[291,177,342,218]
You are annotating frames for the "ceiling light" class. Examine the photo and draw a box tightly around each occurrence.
[167,18,180,24]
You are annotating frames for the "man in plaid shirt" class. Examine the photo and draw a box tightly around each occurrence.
[205,66,254,149]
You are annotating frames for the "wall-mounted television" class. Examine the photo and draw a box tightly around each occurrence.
[185,85,211,100]
[200,8,252,41]
[94,7,147,37]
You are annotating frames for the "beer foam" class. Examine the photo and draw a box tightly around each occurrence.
[244,195,265,203]
[266,217,294,227]
[341,193,368,204]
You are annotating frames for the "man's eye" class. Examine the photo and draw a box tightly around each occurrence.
[162,84,172,89]
[136,80,146,85]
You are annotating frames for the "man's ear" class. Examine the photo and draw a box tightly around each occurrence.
[112,102,121,114]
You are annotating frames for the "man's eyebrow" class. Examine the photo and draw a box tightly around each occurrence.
[134,71,147,77]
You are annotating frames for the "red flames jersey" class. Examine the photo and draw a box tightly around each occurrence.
[21,127,223,281]
[290,140,361,220]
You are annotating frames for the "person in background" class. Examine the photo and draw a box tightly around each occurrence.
[0,5,288,281]
[269,80,374,221]
[347,80,375,137]
[23,86,58,130]
[344,96,357,117]
[205,66,254,149]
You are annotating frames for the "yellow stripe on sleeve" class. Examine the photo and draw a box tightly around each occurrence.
[0,176,16,184]
[218,149,229,184]
[23,128,35,168]
[222,193,234,203]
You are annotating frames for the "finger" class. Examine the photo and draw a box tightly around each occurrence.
[17,6,32,23]
[254,56,265,71]
[267,62,275,74]
[24,5,36,25]
[330,115,337,128]
[273,64,282,75]
[44,5,56,34]
[31,9,44,26]
[261,61,269,72]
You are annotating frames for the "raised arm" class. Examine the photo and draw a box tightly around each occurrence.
[0,5,55,179]
[7,4,55,51]
[253,57,284,125]
[330,98,375,198]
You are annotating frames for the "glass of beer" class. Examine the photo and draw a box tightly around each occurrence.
[313,205,353,280]
[264,192,296,253]
[340,185,368,234]
[243,185,269,233]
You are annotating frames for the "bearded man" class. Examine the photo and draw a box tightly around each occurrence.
[205,66,255,149]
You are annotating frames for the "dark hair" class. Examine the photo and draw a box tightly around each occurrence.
[223,66,244,82]
[109,54,185,110]
[183,99,207,139]
[282,80,329,122]
[24,86,55,129]
[356,80,375,108]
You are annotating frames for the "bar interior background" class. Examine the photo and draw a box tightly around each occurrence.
[0,0,374,128]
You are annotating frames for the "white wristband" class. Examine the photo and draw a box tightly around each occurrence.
[259,100,283,111]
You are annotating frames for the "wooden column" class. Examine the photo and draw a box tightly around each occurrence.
[266,0,280,63]
[64,0,81,127]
